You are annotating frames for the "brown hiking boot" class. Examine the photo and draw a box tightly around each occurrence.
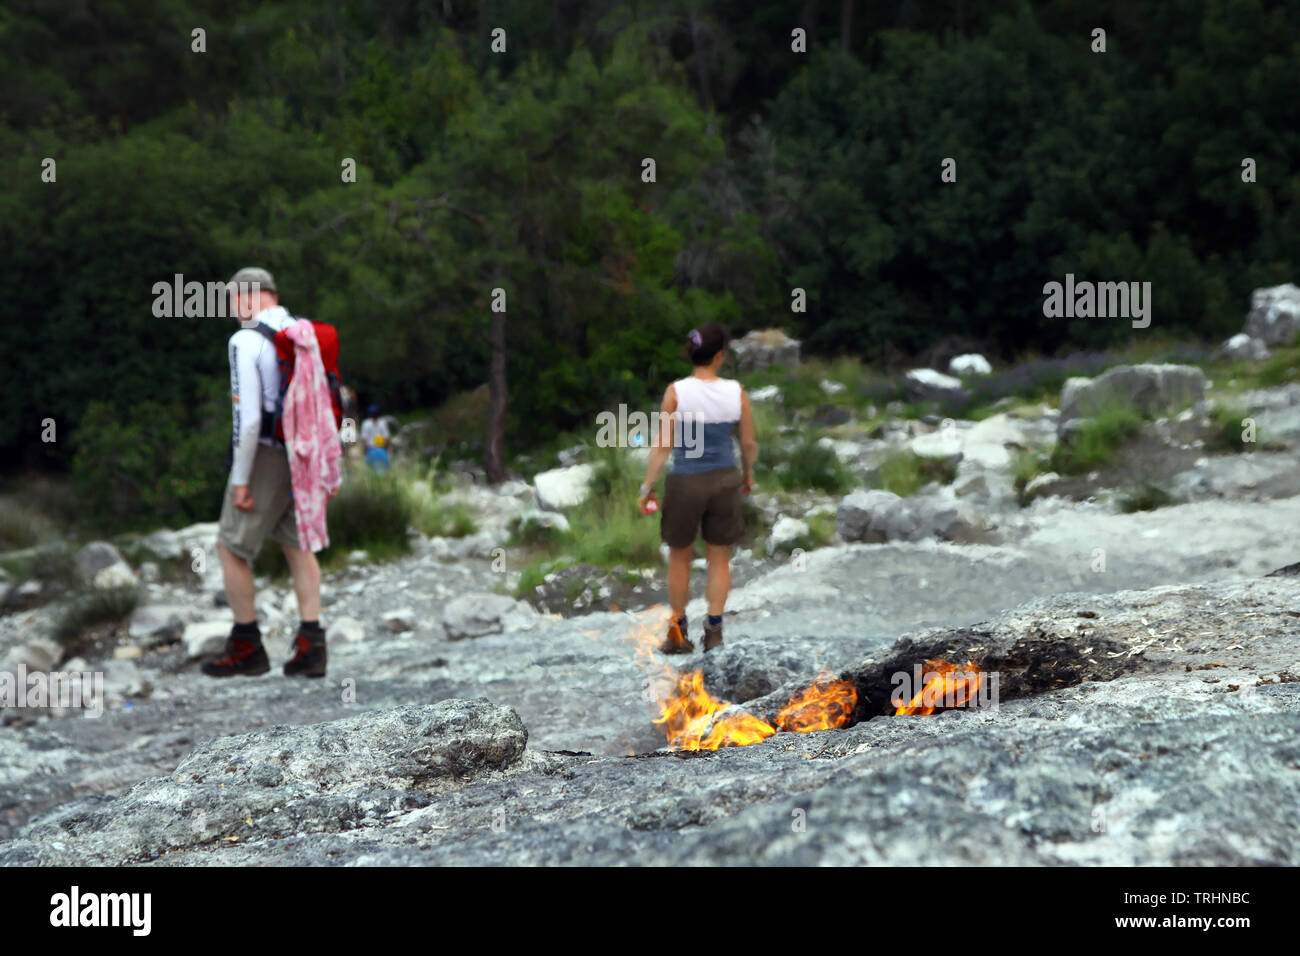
[284,630,327,678]
[703,619,723,652]
[201,634,270,677]
[659,617,694,655]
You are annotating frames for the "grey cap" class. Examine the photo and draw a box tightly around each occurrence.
[228,266,276,294]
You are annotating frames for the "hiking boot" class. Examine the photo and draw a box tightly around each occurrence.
[201,634,269,677]
[284,630,327,678]
[659,617,694,655]
[703,619,723,652]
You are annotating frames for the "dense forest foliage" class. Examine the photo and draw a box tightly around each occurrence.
[2,0,1298,522]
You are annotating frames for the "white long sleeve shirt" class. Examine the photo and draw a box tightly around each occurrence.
[228,305,293,485]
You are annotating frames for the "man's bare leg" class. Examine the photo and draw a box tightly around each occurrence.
[217,541,257,622]
[281,545,321,621]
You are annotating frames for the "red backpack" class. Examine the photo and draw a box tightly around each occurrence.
[254,318,344,444]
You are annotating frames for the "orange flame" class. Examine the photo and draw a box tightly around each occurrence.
[894,658,982,715]
[775,673,858,732]
[653,670,776,750]
[632,609,861,751]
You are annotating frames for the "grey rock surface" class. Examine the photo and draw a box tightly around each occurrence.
[1244,283,1300,345]
[1059,364,1205,429]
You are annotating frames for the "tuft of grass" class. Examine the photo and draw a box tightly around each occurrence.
[775,438,854,493]
[509,512,572,548]
[564,446,665,568]
[513,556,574,598]
[874,449,958,497]
[0,544,79,599]
[1051,403,1144,475]
[774,512,837,554]
[1118,483,1181,513]
[1254,347,1300,388]
[1205,404,1255,453]
[52,585,140,645]
[321,467,413,563]
[1012,451,1051,506]
[0,499,56,551]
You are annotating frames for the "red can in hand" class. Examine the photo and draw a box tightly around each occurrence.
[641,497,659,515]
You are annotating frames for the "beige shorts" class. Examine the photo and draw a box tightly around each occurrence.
[218,443,300,562]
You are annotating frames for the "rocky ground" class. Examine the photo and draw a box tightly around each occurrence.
[3,361,1300,865]
[1,571,1297,866]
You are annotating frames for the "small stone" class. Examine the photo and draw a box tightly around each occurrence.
[383,608,418,633]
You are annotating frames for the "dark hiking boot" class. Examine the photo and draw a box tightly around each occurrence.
[201,634,269,677]
[284,630,327,678]
[659,617,694,655]
[703,620,723,652]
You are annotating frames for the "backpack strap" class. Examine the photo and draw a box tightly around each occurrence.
[252,321,287,444]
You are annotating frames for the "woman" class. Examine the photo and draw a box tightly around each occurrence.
[639,324,758,654]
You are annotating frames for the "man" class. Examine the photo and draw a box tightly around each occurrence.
[202,267,328,678]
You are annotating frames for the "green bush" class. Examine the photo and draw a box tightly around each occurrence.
[0,498,55,551]
[321,467,413,562]
[777,438,854,493]
[1118,483,1181,513]
[510,512,572,548]
[1205,405,1255,453]
[52,585,140,645]
[71,378,228,533]
[513,556,574,598]
[874,450,957,497]
[1051,404,1144,475]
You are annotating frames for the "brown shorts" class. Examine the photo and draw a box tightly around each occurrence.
[217,443,300,562]
[660,467,745,548]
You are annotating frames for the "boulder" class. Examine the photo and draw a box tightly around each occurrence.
[820,379,846,395]
[138,529,185,561]
[1023,472,1062,500]
[728,329,801,373]
[836,489,906,543]
[1219,333,1270,361]
[1244,283,1300,345]
[4,637,62,672]
[182,620,231,659]
[835,488,976,543]
[75,542,126,585]
[767,516,810,554]
[127,604,190,644]
[749,385,782,403]
[909,430,964,462]
[1058,364,1204,431]
[960,413,1028,470]
[534,463,596,510]
[904,368,967,404]
[326,616,366,644]
[515,509,571,536]
[811,403,852,426]
[836,489,896,541]
[948,353,993,376]
[92,562,137,590]
[383,608,418,633]
[911,494,978,542]
[442,593,531,640]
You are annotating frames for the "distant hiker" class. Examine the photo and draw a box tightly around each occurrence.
[639,324,758,654]
[204,267,341,679]
[361,404,392,474]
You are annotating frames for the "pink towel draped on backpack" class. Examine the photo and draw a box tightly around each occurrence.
[281,320,343,552]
